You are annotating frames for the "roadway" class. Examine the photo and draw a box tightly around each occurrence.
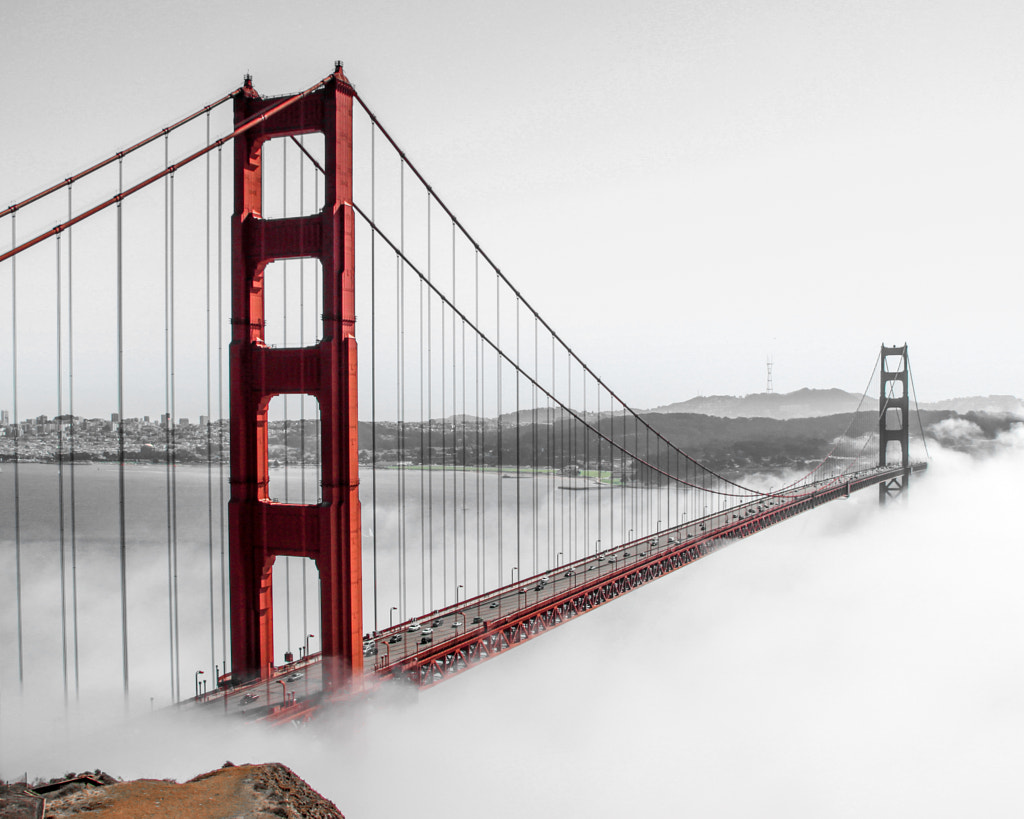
[196,464,918,716]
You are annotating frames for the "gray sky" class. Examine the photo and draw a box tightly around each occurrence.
[2,0,1023,412]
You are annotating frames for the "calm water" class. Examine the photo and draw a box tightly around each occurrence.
[0,461,683,710]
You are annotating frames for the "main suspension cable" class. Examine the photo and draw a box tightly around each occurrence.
[0,92,235,221]
[2,74,336,266]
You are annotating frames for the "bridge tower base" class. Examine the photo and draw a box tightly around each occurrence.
[879,344,911,505]
[228,64,362,692]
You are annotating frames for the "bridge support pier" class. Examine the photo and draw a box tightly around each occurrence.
[879,343,911,505]
[228,64,362,692]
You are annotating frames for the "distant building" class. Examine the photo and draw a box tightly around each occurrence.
[1,410,9,426]
[111,412,120,423]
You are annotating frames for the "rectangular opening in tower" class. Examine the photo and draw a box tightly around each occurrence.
[265,393,323,504]
[261,258,324,348]
[883,352,907,374]
[271,555,322,668]
[882,439,905,466]
[259,134,326,220]
[883,378,906,399]
[884,406,904,430]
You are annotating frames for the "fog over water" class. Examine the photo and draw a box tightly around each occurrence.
[0,459,711,709]
[3,434,1023,817]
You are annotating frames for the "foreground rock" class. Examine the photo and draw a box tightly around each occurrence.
[13,762,343,819]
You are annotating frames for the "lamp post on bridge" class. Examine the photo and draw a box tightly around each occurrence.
[390,606,398,629]
[304,634,315,660]
[194,670,204,700]
[456,584,463,604]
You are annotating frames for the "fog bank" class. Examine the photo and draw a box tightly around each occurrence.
[5,434,1023,817]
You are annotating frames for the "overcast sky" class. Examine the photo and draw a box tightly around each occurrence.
[2,0,1023,413]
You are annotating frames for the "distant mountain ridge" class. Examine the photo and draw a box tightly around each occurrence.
[648,388,1024,420]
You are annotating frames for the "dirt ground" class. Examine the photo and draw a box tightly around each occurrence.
[39,762,343,819]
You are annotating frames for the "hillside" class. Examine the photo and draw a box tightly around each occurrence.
[647,388,1024,420]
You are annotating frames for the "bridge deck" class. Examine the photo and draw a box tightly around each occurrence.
[190,463,925,723]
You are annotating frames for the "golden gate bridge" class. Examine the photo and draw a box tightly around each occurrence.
[0,64,927,724]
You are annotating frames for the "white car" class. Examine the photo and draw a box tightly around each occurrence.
[408,621,421,632]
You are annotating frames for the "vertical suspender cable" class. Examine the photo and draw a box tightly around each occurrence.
[10,212,24,694]
[496,277,503,583]
[451,222,457,602]
[370,124,378,632]
[299,136,308,642]
[282,139,291,655]
[397,161,407,620]
[608,392,613,551]
[427,194,434,611]
[397,252,406,617]
[164,134,177,703]
[56,231,69,710]
[205,110,217,680]
[461,317,468,593]
[417,171,426,616]
[440,201,447,607]
[515,296,521,576]
[171,157,182,703]
[595,378,600,554]
[475,249,483,593]
[425,193,434,614]
[566,349,572,561]
[67,184,81,701]
[217,143,228,675]
[116,156,129,705]
[583,368,588,556]
[549,335,554,568]
[532,316,538,575]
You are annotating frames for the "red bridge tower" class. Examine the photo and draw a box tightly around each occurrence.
[228,64,362,691]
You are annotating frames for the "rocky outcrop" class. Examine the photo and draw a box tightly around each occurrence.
[10,762,343,819]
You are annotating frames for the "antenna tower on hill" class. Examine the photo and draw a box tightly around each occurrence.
[766,355,774,394]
